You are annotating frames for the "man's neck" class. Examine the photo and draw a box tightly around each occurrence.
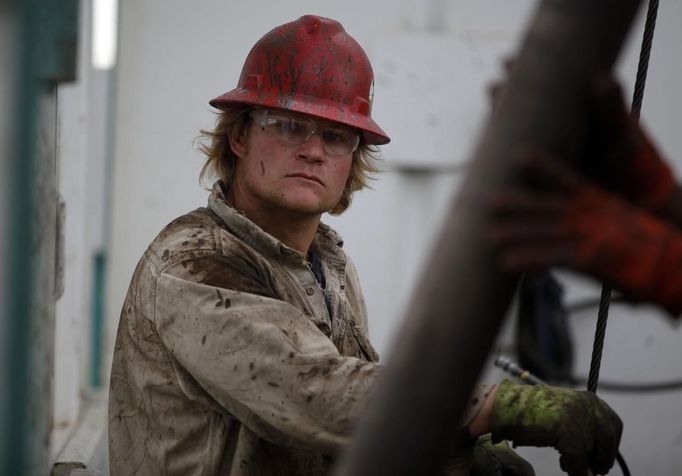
[227,189,320,256]
[254,210,320,256]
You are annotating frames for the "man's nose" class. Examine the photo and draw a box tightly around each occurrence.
[297,132,326,161]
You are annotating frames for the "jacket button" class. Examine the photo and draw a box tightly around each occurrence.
[305,287,315,296]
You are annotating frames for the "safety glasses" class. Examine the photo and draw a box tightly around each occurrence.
[249,109,360,157]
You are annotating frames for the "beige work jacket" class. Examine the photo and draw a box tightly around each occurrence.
[109,182,489,475]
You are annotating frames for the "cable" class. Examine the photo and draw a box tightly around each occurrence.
[497,355,682,393]
[631,0,660,121]
[583,1,660,473]
[589,0,661,393]
[587,285,612,393]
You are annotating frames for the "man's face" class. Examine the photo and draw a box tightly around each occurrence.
[230,109,356,217]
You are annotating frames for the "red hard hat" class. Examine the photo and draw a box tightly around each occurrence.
[209,15,390,145]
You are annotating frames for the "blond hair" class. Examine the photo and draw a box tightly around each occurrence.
[198,107,380,215]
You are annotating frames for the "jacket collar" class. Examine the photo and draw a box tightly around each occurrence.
[207,181,345,264]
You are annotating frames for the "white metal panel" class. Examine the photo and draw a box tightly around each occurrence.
[370,33,513,168]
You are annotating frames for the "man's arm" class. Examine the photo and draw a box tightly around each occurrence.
[154,270,378,454]
[468,380,621,476]
[154,250,621,474]
[469,385,497,437]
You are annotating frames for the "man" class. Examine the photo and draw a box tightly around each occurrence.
[490,77,682,316]
[109,15,621,476]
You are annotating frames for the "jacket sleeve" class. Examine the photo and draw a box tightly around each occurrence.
[154,271,379,454]
[153,253,493,455]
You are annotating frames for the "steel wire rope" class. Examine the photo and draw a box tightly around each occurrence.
[588,1,660,475]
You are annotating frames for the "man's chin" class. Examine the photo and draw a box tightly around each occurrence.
[287,202,332,216]
[278,194,339,216]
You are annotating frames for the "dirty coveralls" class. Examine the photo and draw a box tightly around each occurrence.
[109,182,492,475]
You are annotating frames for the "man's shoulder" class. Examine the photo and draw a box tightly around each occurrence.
[146,207,265,270]
[141,207,280,295]
[146,208,225,265]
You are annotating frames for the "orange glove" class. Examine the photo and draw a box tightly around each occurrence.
[580,77,675,212]
[490,150,682,316]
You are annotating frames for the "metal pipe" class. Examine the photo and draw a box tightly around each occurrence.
[334,1,643,474]
[1,1,79,473]
[2,2,35,473]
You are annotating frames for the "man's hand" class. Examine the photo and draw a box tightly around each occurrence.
[488,65,675,211]
[581,77,675,212]
[489,150,682,315]
[471,434,535,476]
[490,380,622,476]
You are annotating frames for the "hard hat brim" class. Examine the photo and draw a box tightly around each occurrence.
[209,88,391,146]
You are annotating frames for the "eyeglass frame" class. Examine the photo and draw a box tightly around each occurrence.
[248,108,361,157]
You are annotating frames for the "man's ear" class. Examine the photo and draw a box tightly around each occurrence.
[228,123,249,158]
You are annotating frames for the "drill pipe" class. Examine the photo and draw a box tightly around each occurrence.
[334,0,643,474]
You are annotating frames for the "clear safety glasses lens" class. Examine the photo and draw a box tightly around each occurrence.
[250,110,360,156]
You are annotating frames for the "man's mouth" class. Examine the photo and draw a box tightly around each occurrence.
[287,173,324,186]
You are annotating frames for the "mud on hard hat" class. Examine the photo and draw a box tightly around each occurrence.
[209,15,390,146]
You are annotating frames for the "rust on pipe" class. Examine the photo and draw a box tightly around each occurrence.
[334,0,644,475]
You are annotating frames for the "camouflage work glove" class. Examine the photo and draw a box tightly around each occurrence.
[471,434,535,476]
[490,380,622,476]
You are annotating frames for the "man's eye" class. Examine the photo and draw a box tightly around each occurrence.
[273,118,303,132]
[324,129,349,144]
[269,118,287,130]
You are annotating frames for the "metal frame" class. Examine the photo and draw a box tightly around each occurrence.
[2,1,79,473]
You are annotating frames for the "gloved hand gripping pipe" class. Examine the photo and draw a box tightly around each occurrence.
[494,355,631,476]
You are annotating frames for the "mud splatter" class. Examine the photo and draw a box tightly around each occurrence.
[215,289,225,308]
[298,367,320,380]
